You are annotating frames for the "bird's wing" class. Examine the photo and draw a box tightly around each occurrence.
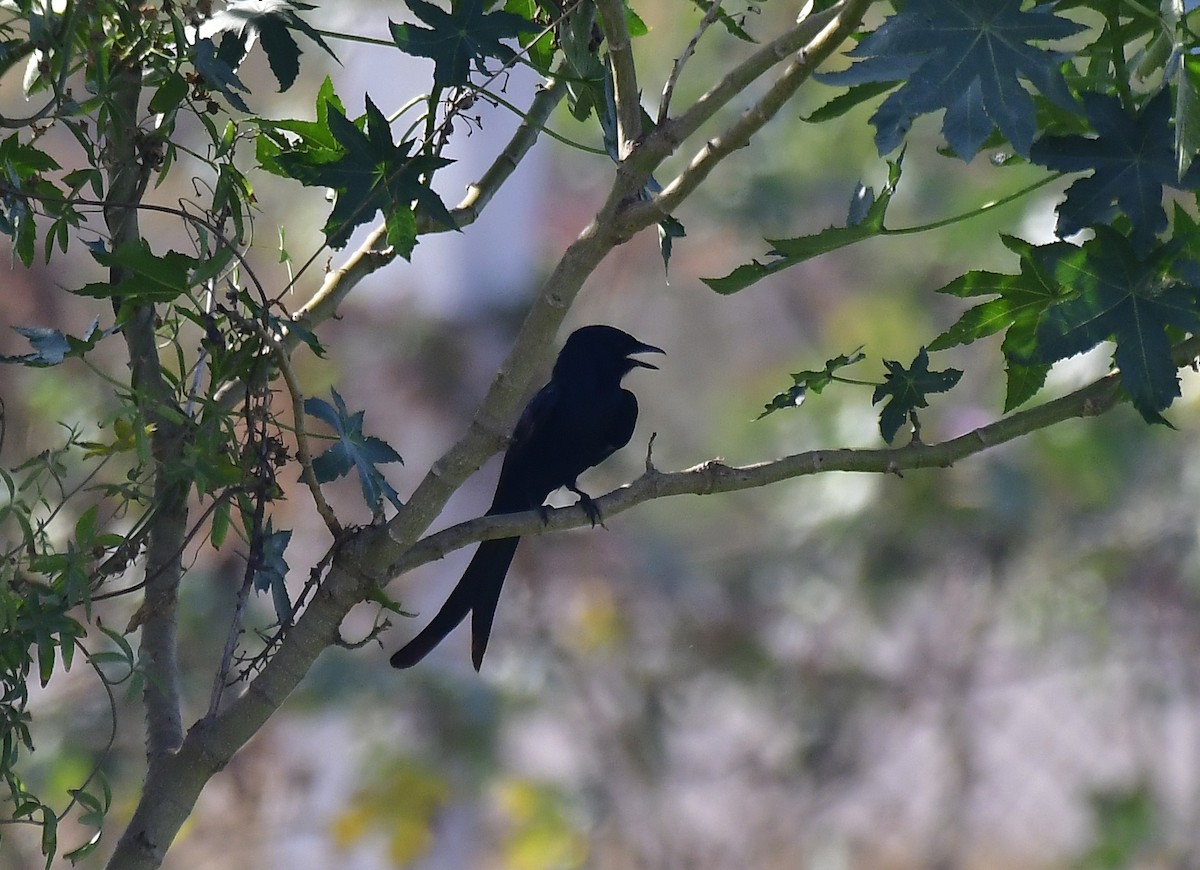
[490,380,562,513]
[594,390,639,465]
[510,379,560,445]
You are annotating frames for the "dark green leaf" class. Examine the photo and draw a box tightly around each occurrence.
[1030,90,1200,253]
[253,519,293,625]
[256,16,302,91]
[658,215,686,274]
[757,348,866,419]
[872,348,962,443]
[305,388,404,514]
[389,0,537,87]
[930,234,1079,408]
[192,38,251,113]
[1019,227,1200,422]
[269,90,455,250]
[804,81,899,124]
[80,241,200,304]
[147,71,189,115]
[819,0,1082,159]
[704,157,901,294]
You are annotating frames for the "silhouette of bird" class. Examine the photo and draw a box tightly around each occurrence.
[390,325,663,670]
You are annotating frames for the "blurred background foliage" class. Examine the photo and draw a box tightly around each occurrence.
[4,0,1200,868]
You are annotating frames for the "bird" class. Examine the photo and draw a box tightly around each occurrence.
[390,325,664,671]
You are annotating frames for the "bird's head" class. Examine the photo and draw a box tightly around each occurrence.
[554,325,665,382]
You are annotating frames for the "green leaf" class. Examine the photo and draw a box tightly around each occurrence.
[1078,787,1157,870]
[930,234,1079,409]
[872,348,962,443]
[505,0,555,72]
[270,91,455,250]
[304,388,404,515]
[0,317,109,367]
[389,0,537,87]
[804,81,899,124]
[658,214,686,275]
[1030,90,1200,253]
[147,71,189,115]
[757,348,866,419]
[39,805,57,866]
[624,2,649,38]
[79,241,200,305]
[704,157,901,294]
[690,0,756,43]
[210,499,231,549]
[1019,227,1200,423]
[1176,55,1200,182]
[819,0,1082,159]
[253,519,293,625]
[191,37,251,113]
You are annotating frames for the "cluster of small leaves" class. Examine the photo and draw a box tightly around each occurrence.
[757,348,866,419]
[0,433,134,864]
[757,345,961,444]
[735,1,1200,434]
[0,5,354,855]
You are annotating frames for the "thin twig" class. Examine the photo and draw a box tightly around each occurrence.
[659,0,726,125]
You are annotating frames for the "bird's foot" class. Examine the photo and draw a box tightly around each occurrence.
[569,487,604,528]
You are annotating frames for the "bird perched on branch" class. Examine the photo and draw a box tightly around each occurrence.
[390,325,664,671]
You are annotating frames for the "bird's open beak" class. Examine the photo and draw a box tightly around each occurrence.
[628,342,665,370]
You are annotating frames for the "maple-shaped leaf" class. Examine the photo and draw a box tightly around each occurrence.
[270,93,455,251]
[757,348,866,419]
[304,389,405,516]
[1017,226,1200,423]
[199,0,336,92]
[390,0,536,87]
[0,317,110,367]
[872,348,962,444]
[930,234,1077,410]
[818,0,1081,160]
[1030,90,1200,253]
[252,518,293,626]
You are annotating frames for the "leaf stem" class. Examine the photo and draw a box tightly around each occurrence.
[883,172,1064,236]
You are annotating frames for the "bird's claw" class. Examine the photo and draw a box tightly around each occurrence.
[574,491,604,528]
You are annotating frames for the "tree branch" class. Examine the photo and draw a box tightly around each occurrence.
[629,0,869,179]
[103,58,187,761]
[285,71,570,346]
[388,358,1139,577]
[596,0,642,159]
[105,41,192,870]
[633,0,873,223]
